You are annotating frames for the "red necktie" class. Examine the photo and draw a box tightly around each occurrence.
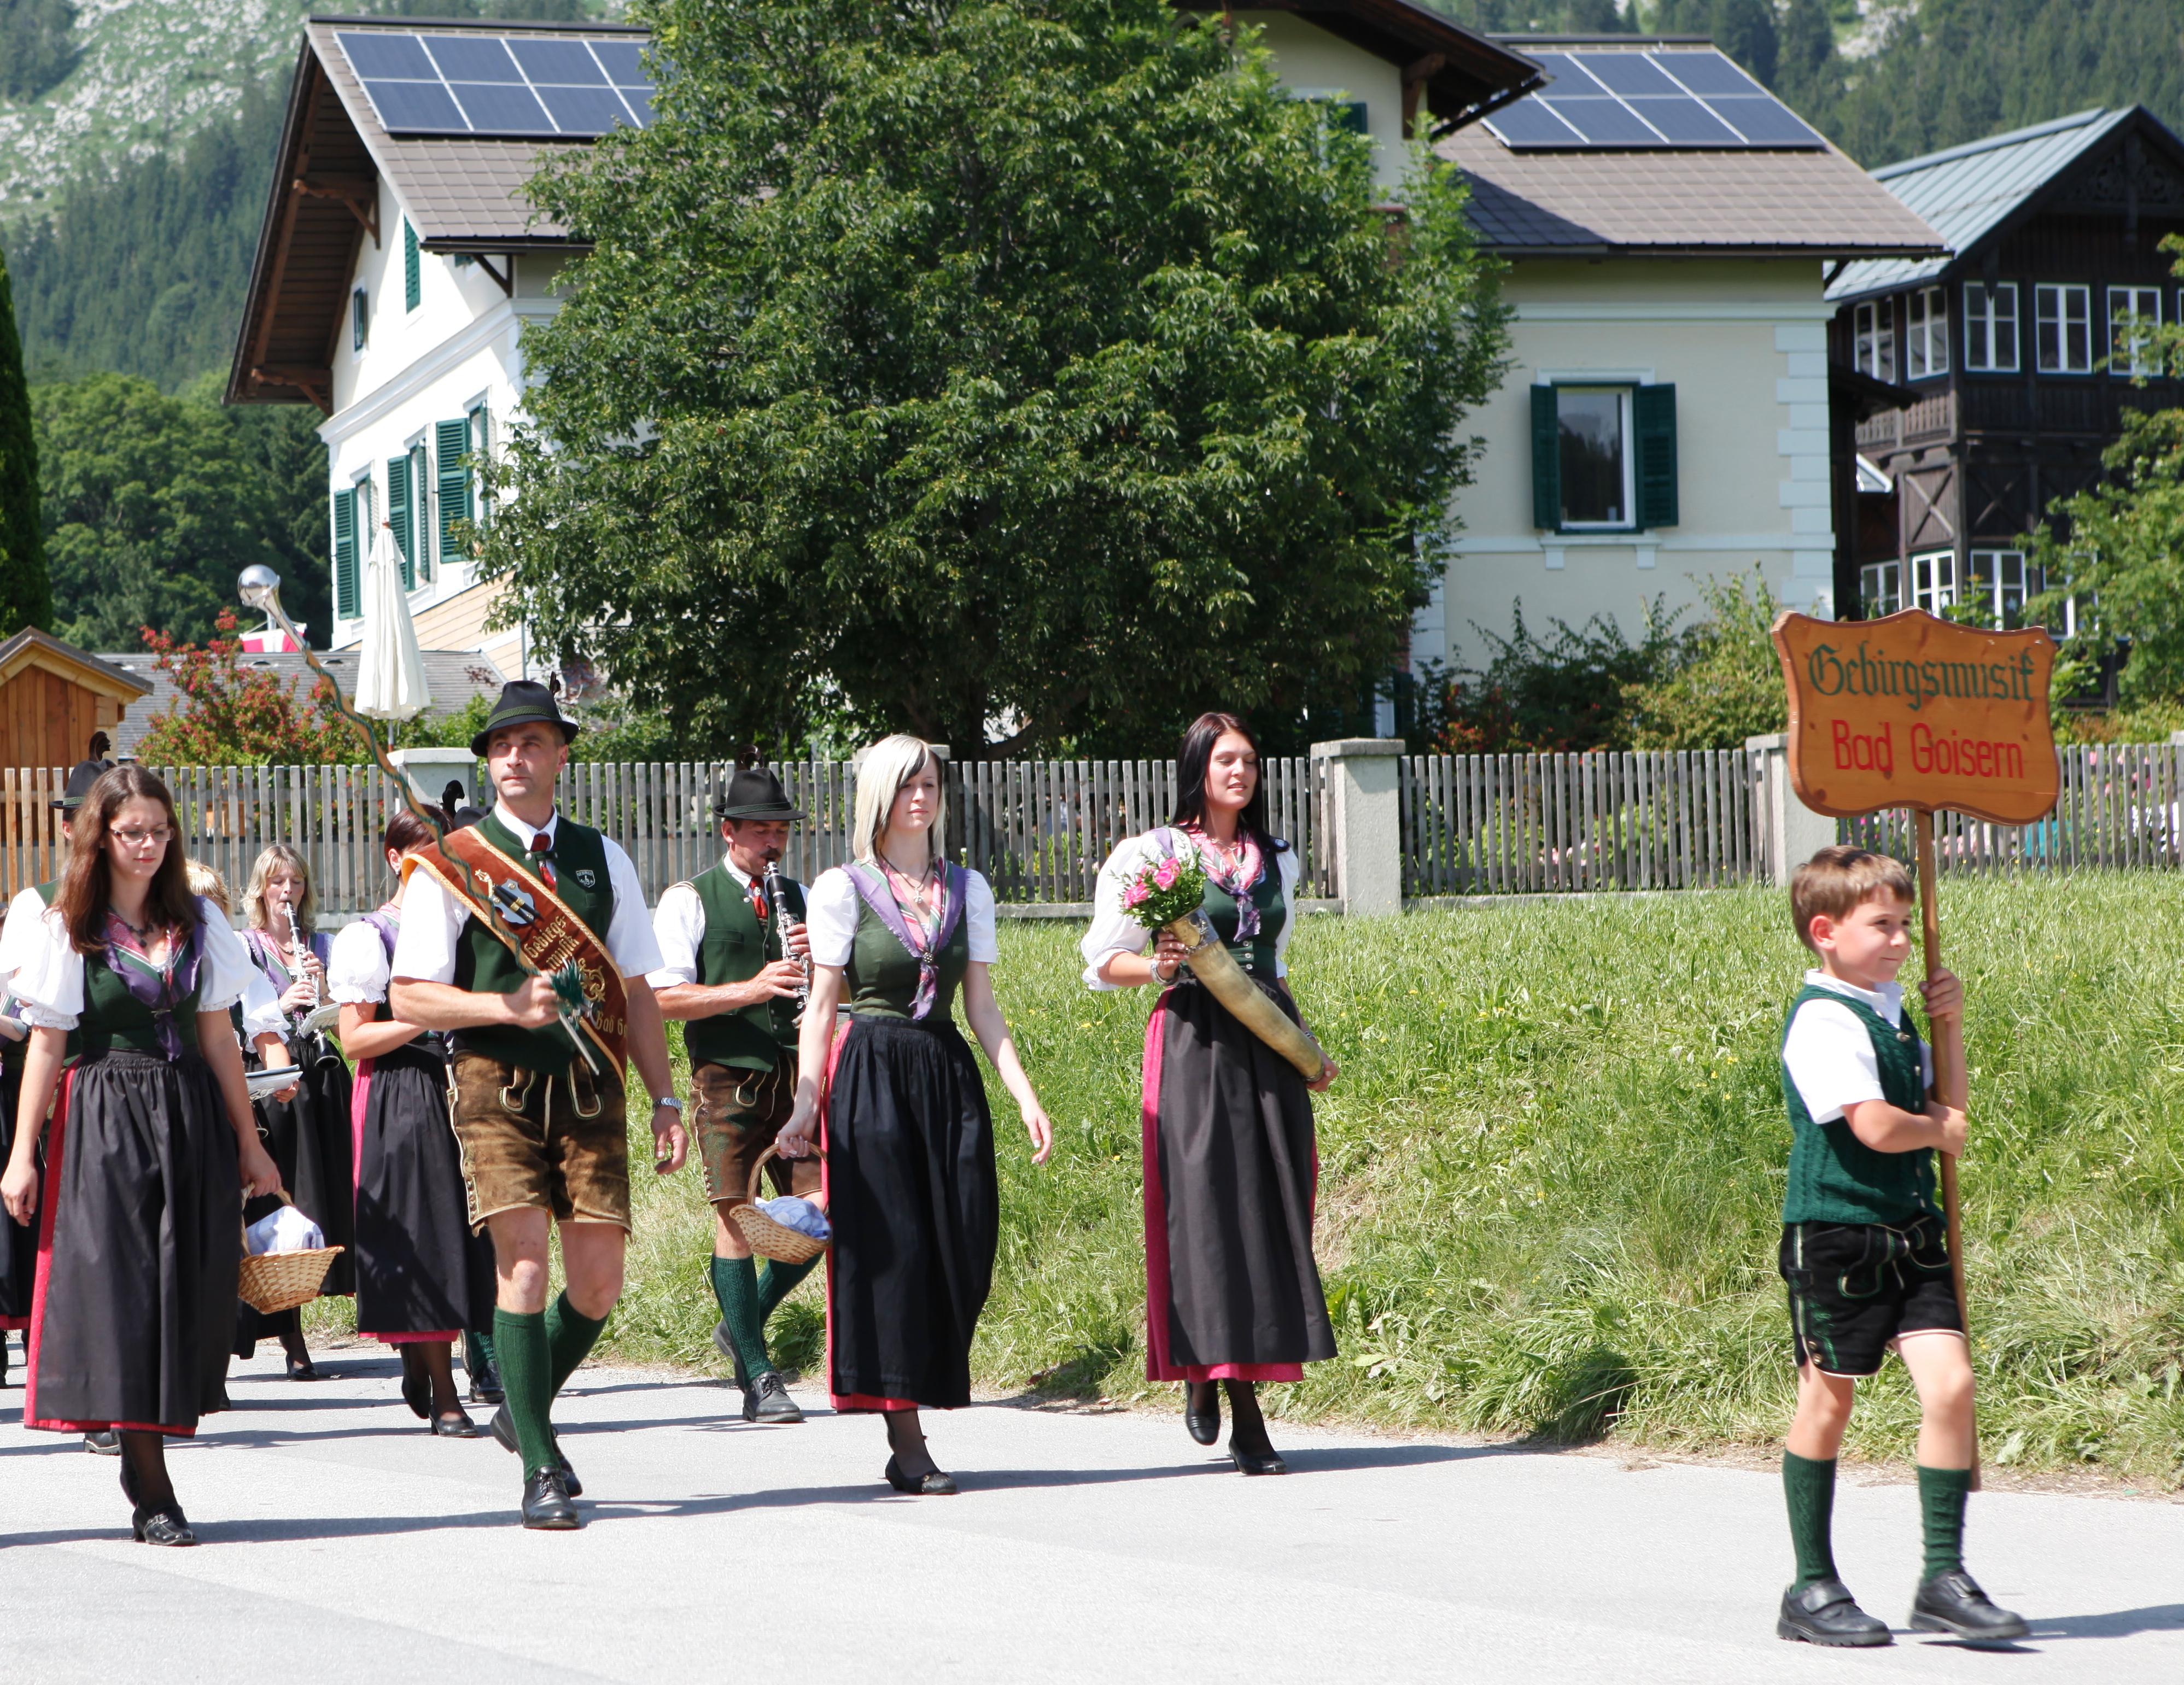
[529,833,556,889]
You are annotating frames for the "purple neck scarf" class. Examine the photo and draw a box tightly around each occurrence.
[844,860,966,1021]
[1165,825,1268,941]
[102,916,205,1061]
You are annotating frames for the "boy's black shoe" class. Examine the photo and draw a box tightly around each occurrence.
[1909,1571,2029,1642]
[1778,1580,1892,1647]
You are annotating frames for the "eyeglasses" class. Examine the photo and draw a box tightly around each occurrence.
[109,826,173,847]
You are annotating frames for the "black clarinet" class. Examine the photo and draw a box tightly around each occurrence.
[764,860,811,1022]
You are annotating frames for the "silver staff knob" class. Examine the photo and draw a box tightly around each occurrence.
[237,565,284,613]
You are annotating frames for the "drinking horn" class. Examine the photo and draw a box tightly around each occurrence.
[1164,910,1330,1081]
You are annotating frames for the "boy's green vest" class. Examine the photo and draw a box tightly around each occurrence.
[681,862,805,1073]
[451,809,616,1076]
[1780,983,1938,1226]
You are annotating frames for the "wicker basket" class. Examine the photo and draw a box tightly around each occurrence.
[238,1187,344,1315]
[729,1146,828,1263]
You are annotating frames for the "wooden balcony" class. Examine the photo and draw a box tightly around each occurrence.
[1856,389,1956,454]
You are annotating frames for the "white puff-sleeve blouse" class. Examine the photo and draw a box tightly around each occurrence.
[328,918,393,1007]
[1079,830,1300,991]
[803,867,1000,969]
[5,899,264,1033]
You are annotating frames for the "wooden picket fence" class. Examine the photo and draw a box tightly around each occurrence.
[0,758,1333,915]
[1400,749,1766,895]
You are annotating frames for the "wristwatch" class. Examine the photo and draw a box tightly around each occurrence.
[651,1095,683,1113]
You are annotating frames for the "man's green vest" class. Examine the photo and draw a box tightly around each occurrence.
[682,862,804,1074]
[1780,983,1938,1226]
[451,809,616,1076]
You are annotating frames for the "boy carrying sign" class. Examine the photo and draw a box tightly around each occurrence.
[1775,846,2028,1647]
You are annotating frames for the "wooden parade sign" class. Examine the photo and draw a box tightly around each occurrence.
[1771,608,2060,824]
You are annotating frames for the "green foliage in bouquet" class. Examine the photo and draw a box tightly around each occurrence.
[1120,847,1208,929]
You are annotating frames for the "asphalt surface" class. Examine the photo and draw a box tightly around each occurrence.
[3,1335,2182,1682]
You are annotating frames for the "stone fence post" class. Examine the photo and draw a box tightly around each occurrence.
[387,746,481,813]
[1310,738,1404,915]
[1745,732,1837,885]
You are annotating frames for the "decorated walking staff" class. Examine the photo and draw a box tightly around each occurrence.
[233,566,600,1073]
[1771,605,2060,1490]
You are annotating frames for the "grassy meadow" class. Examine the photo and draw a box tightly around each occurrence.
[328,876,2184,1480]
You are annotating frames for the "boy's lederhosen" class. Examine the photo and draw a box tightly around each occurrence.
[1778,984,1961,1378]
[679,864,820,1208]
[431,812,632,1230]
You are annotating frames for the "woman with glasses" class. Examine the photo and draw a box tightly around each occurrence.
[1,767,282,1545]
[231,843,355,1380]
[776,735,1052,1494]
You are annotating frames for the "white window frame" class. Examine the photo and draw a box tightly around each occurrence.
[1906,286,1949,379]
[1555,384,1637,533]
[2036,284,2093,374]
[1910,549,1957,614]
[1860,560,1902,618]
[403,432,433,587]
[1853,300,1896,383]
[2108,286,2163,377]
[1963,282,2018,373]
[1966,548,2041,627]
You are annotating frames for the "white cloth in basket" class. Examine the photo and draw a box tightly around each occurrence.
[246,1206,326,1255]
[756,1196,830,1241]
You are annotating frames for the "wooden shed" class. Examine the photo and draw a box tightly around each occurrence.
[0,628,152,772]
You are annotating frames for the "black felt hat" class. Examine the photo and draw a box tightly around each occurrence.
[714,765,806,822]
[53,759,108,812]
[470,680,580,757]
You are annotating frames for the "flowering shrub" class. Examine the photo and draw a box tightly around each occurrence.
[1120,847,1207,931]
[134,612,358,766]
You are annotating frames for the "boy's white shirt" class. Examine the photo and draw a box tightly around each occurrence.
[1783,968,1936,1125]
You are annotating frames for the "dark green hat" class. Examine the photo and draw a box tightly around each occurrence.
[715,765,806,821]
[53,759,108,812]
[471,680,580,758]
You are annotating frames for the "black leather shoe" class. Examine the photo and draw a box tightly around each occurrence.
[519,1469,580,1530]
[1778,1579,1892,1647]
[488,1406,582,1497]
[287,1356,322,1382]
[1228,1440,1288,1476]
[713,1320,751,1391]
[132,1506,196,1546]
[883,1454,958,1495]
[84,1430,120,1455]
[1909,1571,2029,1642]
[743,1371,804,1424]
[466,1361,504,1405]
[431,1410,483,1438]
[1184,1384,1220,1447]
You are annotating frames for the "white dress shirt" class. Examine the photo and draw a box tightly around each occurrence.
[1782,969,1936,1124]
[649,857,800,990]
[804,865,998,969]
[391,803,664,984]
[1078,830,1299,990]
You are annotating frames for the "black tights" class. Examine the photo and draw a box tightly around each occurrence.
[118,1430,176,1516]
[399,1342,464,1419]
[1187,1379,1276,1455]
[884,1408,936,1478]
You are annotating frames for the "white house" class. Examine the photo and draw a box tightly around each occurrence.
[226,9,1541,677]
[1422,34,1946,674]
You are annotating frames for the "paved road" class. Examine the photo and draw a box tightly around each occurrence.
[4,1337,2181,1682]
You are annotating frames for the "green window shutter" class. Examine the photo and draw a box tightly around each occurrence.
[1634,383,1678,529]
[411,442,431,580]
[1530,384,1560,530]
[404,219,420,311]
[436,418,470,557]
[387,455,412,589]
[332,488,358,619]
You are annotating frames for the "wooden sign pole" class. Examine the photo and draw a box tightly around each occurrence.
[1912,809,1977,1489]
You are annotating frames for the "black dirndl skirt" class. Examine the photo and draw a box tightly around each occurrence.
[354,1042,495,1337]
[0,1048,39,1327]
[27,1049,240,1434]
[235,1032,354,1354]
[1140,974,1336,1382]
[824,1015,996,1411]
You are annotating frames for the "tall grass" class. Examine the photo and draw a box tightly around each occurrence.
[599,877,2184,1477]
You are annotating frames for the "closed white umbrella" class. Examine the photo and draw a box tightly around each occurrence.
[353,523,431,721]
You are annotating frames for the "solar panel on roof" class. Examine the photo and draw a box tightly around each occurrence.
[337,30,657,139]
[1480,48,1826,151]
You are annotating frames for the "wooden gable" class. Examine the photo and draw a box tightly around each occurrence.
[0,629,153,773]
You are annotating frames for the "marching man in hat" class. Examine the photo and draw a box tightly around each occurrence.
[650,764,819,1423]
[389,681,688,1530]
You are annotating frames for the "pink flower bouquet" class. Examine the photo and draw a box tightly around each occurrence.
[1120,849,1207,931]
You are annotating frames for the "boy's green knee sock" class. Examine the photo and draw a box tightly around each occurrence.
[756,1254,816,1324]
[545,1291,609,1399]
[492,1309,555,1480]
[710,1254,771,1377]
[1783,1451,1839,1590]
[1917,1465,1970,1579]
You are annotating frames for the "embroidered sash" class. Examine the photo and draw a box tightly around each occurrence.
[843,860,966,1022]
[401,827,629,1075]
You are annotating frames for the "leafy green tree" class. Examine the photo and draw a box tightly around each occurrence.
[1621,569,1786,751]
[489,0,1509,758]
[1424,600,1685,754]
[0,236,50,638]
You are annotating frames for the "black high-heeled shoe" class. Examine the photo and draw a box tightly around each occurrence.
[430,1410,483,1437]
[287,1355,322,1382]
[883,1454,958,1495]
[1228,1439,1288,1476]
[132,1505,195,1546]
[1184,1383,1221,1447]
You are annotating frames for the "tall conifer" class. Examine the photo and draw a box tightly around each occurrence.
[0,236,50,637]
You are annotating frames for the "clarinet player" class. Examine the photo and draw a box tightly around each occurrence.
[649,765,819,1423]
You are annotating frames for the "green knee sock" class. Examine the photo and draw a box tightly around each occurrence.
[545,1291,609,1399]
[464,1329,497,1377]
[710,1255,772,1378]
[756,1254,816,1324]
[1783,1452,1839,1591]
[493,1309,556,1480]
[1917,1464,1970,1579]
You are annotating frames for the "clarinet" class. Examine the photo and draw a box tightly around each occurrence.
[763,860,811,1022]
